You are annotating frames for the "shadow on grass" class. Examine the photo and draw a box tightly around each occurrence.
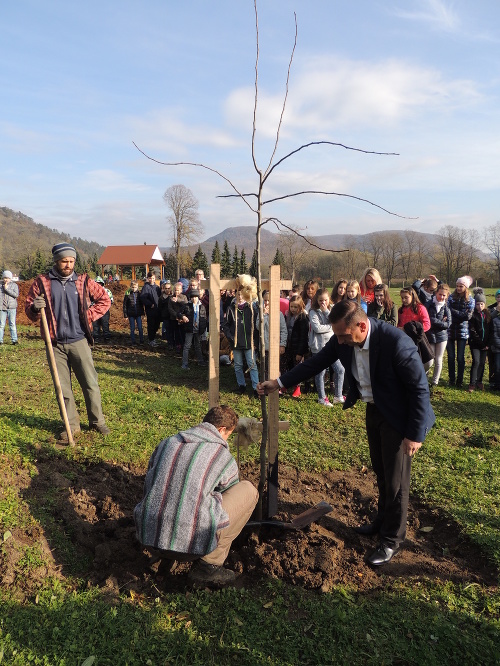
[0,570,499,666]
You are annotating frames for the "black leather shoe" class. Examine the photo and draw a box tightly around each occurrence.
[354,521,381,536]
[367,543,400,566]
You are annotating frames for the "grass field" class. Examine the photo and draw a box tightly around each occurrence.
[0,317,499,665]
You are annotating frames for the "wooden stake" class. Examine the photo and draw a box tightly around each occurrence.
[40,308,74,447]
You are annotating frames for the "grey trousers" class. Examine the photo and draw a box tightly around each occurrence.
[48,338,106,430]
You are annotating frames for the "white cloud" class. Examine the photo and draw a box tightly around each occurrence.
[0,122,52,154]
[224,56,482,135]
[393,0,460,33]
[82,169,150,192]
[125,108,242,158]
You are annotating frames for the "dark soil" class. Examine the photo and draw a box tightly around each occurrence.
[3,448,497,601]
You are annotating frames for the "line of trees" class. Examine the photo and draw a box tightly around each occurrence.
[274,223,500,288]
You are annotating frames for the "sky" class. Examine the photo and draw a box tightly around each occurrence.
[1,0,499,248]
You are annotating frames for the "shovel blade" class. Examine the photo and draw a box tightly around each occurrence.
[290,501,333,529]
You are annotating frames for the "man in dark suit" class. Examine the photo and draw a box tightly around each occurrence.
[257,299,435,566]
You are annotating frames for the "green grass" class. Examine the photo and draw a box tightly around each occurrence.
[1,327,500,665]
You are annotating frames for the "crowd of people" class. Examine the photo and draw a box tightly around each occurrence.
[10,244,500,583]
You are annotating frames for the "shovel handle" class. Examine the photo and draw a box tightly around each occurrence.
[40,307,74,446]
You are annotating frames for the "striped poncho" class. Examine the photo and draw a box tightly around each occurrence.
[134,422,239,555]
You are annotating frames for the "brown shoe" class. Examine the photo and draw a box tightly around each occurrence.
[467,384,475,393]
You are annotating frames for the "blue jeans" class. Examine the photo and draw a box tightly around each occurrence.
[314,356,345,400]
[233,347,259,389]
[447,339,467,384]
[0,309,17,343]
[128,316,144,343]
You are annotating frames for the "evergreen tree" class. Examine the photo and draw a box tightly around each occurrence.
[231,246,239,277]
[33,248,50,276]
[89,252,99,277]
[163,252,177,281]
[249,249,258,278]
[240,248,247,274]
[192,245,209,275]
[211,240,221,264]
[75,252,88,275]
[272,248,285,267]
[221,240,232,277]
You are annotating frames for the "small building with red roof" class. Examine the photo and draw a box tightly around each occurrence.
[98,245,165,280]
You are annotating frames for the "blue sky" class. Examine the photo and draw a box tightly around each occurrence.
[1,0,499,247]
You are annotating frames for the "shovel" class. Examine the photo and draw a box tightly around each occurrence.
[40,307,74,447]
[246,500,333,530]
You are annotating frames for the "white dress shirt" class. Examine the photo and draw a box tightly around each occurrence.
[351,319,374,403]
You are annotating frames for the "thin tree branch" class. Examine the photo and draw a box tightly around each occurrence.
[262,141,399,186]
[264,12,297,176]
[132,141,257,214]
[265,217,349,253]
[262,190,417,219]
[251,0,260,176]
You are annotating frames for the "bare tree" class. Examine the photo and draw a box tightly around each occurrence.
[484,222,500,284]
[136,2,413,516]
[163,184,204,279]
[379,232,403,285]
[413,234,430,280]
[278,225,313,284]
[464,229,480,277]
[436,225,470,284]
[400,230,419,284]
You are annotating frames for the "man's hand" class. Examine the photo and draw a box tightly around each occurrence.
[256,379,280,395]
[403,438,422,457]
[33,295,46,311]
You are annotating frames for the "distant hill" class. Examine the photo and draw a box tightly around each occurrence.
[176,226,442,260]
[0,207,105,273]
[179,226,280,265]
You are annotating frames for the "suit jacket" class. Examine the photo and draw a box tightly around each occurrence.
[279,318,435,443]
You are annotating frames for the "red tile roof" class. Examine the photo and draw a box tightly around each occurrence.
[98,245,165,265]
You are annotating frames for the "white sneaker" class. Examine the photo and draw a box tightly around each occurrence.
[149,340,158,347]
[318,397,333,407]
[332,396,345,404]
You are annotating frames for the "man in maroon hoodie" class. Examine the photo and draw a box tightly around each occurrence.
[25,242,111,443]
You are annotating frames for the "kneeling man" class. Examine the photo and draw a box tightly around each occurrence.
[134,405,258,585]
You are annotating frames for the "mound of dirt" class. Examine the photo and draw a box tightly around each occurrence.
[5,449,496,600]
[17,280,132,332]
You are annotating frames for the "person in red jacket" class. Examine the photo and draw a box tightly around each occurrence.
[25,243,111,443]
[397,287,430,332]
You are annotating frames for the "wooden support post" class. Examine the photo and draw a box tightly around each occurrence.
[208,264,221,409]
[267,264,281,517]
[204,266,291,518]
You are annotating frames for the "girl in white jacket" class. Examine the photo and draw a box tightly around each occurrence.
[308,289,345,406]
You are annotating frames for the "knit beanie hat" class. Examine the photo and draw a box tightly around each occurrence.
[52,243,77,262]
[190,289,200,298]
[2,270,13,279]
[474,288,486,304]
[456,275,473,288]
[496,289,500,297]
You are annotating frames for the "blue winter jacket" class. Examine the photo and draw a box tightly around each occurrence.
[447,294,474,341]
[426,300,451,344]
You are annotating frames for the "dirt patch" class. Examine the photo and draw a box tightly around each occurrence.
[4,449,496,600]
